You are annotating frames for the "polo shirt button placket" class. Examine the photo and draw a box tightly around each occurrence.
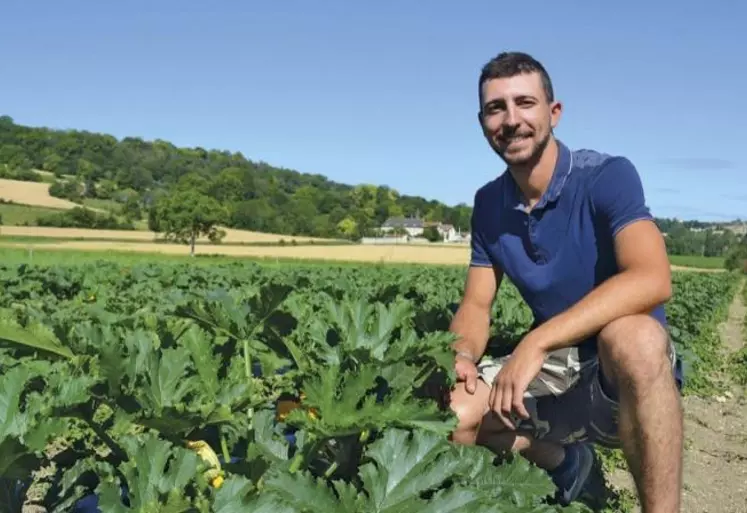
[527,216,543,263]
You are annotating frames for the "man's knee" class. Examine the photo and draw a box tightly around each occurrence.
[449,381,490,445]
[598,315,672,391]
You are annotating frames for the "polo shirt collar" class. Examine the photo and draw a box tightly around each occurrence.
[504,139,573,211]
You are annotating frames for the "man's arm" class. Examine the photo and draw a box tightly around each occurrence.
[528,220,671,352]
[450,265,503,361]
[525,157,672,353]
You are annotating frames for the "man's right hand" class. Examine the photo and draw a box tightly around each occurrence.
[449,265,501,397]
[455,354,479,394]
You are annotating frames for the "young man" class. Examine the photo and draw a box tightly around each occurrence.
[448,51,683,512]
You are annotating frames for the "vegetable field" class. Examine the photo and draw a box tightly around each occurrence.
[0,261,739,512]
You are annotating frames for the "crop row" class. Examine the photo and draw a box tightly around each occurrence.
[0,262,739,512]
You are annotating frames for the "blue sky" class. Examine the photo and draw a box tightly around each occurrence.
[1,1,745,221]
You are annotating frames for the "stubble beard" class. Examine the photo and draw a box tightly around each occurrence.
[494,129,552,171]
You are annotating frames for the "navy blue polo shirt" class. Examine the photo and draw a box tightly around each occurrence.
[470,140,668,367]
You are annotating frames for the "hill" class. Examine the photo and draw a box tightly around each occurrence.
[1,114,744,264]
[0,115,471,240]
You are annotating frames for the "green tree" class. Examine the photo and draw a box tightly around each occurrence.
[150,189,227,256]
[422,225,441,242]
[336,217,358,238]
[724,235,747,272]
[123,195,142,221]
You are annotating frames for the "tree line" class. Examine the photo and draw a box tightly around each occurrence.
[0,114,745,266]
[0,115,471,240]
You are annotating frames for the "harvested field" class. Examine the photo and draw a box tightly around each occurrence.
[0,225,342,244]
[0,179,82,209]
[0,239,470,264]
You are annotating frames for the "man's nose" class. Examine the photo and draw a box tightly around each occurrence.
[504,105,520,127]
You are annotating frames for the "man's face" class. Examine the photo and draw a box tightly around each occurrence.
[479,72,562,167]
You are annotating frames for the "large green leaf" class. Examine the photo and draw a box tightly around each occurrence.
[96,434,202,512]
[0,319,74,359]
[258,468,347,513]
[358,428,464,513]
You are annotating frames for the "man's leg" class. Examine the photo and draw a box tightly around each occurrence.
[597,315,683,513]
[450,379,565,469]
[449,368,595,504]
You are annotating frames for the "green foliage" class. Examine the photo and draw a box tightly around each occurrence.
[36,207,135,230]
[0,261,738,511]
[49,180,83,202]
[150,188,227,255]
[730,281,747,385]
[0,261,611,512]
[0,165,43,182]
[664,272,740,395]
[422,226,441,242]
[656,218,744,259]
[724,239,747,272]
[0,116,473,240]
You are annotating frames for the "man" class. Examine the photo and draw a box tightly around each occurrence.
[448,51,683,512]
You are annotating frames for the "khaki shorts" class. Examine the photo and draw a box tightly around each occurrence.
[476,338,678,449]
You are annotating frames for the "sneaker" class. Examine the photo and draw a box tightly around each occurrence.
[551,443,595,506]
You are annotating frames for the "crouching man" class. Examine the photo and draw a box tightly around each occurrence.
[448,51,683,512]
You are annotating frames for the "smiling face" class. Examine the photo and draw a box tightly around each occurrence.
[479,71,562,168]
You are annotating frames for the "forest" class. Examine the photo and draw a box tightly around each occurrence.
[0,116,471,239]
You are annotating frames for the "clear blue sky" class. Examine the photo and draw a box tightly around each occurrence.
[2,1,745,221]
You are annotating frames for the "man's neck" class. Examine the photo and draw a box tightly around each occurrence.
[508,137,559,209]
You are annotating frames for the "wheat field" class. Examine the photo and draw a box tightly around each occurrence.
[0,179,83,209]
[0,239,471,264]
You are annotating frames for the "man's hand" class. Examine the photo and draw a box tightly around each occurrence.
[488,338,546,429]
[455,354,479,394]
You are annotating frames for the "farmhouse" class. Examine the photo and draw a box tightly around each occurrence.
[380,216,425,237]
[379,216,467,243]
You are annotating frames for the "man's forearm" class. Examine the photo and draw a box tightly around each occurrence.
[450,302,491,361]
[528,268,672,353]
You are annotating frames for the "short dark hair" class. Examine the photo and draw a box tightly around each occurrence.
[479,51,554,104]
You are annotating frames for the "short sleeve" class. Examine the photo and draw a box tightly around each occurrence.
[469,192,493,267]
[591,157,653,236]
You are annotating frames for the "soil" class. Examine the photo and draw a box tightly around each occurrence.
[607,279,747,513]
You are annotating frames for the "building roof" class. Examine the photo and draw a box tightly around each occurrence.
[382,216,424,228]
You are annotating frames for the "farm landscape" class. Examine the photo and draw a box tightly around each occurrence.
[0,117,746,513]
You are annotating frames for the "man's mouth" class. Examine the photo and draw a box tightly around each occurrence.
[499,134,531,145]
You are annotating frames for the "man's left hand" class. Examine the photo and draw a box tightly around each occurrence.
[488,336,547,430]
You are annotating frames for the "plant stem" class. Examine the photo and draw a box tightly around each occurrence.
[323,461,338,479]
[243,339,252,379]
[220,430,230,464]
[289,437,323,474]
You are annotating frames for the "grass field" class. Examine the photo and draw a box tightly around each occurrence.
[80,197,122,212]
[669,254,725,269]
[0,203,66,225]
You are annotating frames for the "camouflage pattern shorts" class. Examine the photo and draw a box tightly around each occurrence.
[476,338,678,448]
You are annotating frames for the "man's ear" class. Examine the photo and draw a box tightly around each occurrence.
[550,101,563,129]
